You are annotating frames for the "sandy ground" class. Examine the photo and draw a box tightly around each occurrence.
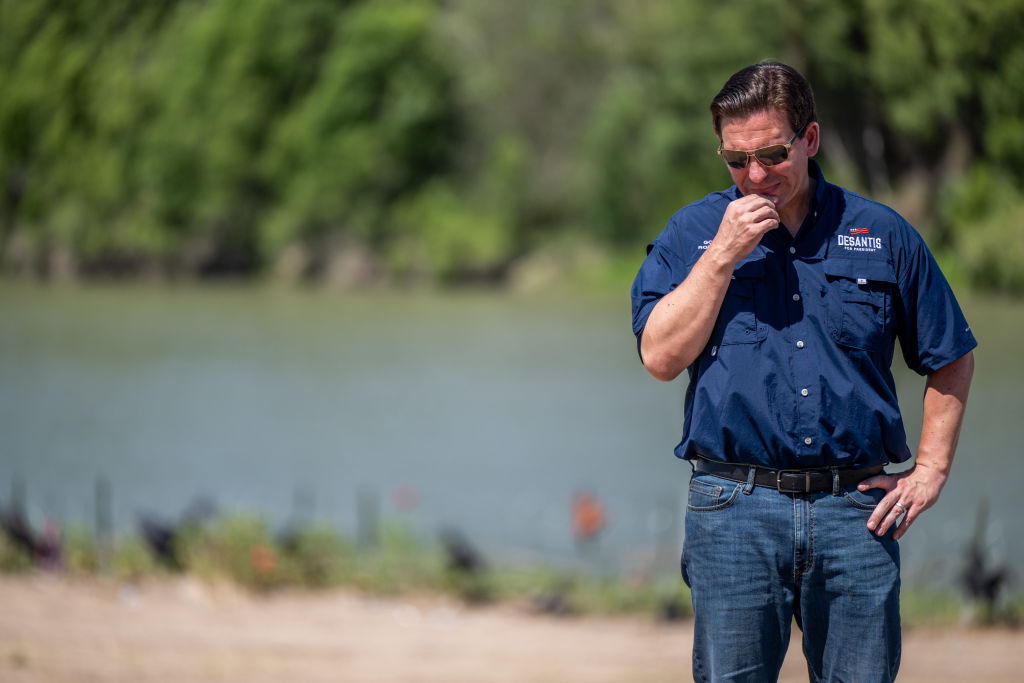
[0,574,1021,682]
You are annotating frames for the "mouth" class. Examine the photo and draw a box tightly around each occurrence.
[752,183,781,195]
[750,184,782,204]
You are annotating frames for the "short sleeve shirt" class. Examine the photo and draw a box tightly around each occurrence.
[630,161,977,468]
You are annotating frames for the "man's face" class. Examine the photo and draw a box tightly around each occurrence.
[719,109,819,217]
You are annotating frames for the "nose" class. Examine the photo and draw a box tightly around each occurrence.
[747,158,769,183]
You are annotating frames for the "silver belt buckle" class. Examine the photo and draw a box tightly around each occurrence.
[776,470,810,493]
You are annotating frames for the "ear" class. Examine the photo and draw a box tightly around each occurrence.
[804,121,820,157]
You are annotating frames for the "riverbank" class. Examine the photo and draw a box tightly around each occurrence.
[1,574,1021,682]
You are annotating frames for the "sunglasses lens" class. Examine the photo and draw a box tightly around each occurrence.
[720,150,749,169]
[755,145,789,166]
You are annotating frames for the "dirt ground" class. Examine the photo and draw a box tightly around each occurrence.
[1,574,1021,682]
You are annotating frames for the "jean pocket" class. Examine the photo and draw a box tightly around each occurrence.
[842,485,886,511]
[686,475,742,511]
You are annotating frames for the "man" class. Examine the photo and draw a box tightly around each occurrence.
[630,62,975,682]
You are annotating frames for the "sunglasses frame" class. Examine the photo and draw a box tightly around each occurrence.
[718,122,809,170]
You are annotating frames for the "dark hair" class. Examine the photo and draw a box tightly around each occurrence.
[710,62,816,138]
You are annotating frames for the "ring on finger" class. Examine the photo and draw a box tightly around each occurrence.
[894,501,907,513]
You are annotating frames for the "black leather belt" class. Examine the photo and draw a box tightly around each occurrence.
[694,458,883,494]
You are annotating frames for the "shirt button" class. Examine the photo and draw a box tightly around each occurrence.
[792,293,801,302]
[801,388,809,397]
[796,340,805,349]
[804,437,813,446]
[789,246,796,255]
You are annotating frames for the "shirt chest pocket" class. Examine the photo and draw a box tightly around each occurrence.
[712,256,768,347]
[823,259,896,352]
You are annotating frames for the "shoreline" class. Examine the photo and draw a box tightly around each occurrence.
[2,574,1022,682]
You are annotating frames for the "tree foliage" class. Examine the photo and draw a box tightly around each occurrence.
[1,0,1022,290]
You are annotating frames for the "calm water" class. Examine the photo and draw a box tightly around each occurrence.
[1,283,1021,588]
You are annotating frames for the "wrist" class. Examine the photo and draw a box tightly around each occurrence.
[702,241,741,274]
[912,458,951,482]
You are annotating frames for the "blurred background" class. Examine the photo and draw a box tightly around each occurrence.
[1,0,1022,611]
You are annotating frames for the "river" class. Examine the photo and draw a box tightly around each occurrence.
[1,283,1020,589]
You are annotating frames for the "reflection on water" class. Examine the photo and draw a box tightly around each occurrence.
[0,284,1020,588]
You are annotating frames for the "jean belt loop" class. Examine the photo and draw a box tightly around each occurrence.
[831,467,840,496]
[743,466,756,495]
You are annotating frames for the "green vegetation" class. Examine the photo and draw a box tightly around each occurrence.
[0,532,32,572]
[2,513,1020,627]
[2,0,1023,292]
[0,513,692,618]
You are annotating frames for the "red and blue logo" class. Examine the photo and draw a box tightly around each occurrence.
[849,227,870,235]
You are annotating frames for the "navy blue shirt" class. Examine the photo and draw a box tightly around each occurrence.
[631,161,977,469]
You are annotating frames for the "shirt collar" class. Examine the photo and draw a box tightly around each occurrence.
[808,159,826,216]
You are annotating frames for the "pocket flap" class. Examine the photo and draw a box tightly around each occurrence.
[824,258,896,284]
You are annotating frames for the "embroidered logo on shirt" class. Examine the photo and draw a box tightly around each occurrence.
[837,227,883,252]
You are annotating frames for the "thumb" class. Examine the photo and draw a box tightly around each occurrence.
[857,474,895,492]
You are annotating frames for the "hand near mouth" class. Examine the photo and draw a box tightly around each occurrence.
[709,194,780,267]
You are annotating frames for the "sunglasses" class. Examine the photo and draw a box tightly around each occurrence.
[717,122,809,170]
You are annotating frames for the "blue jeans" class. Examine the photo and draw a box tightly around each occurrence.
[682,470,901,683]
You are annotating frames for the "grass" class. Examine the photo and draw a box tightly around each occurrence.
[1,515,1018,628]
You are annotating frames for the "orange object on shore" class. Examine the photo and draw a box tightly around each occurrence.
[572,493,607,541]
[249,544,277,574]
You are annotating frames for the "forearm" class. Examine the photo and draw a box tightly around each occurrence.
[639,193,780,381]
[640,245,736,381]
[914,350,975,481]
[861,350,974,539]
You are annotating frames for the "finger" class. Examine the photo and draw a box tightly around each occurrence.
[860,474,899,532]
[730,198,778,228]
[892,508,915,541]
[857,474,896,492]
[755,204,780,223]
[752,217,779,235]
[735,195,777,217]
[869,498,906,537]
[893,491,937,540]
[749,196,779,213]
[739,193,775,207]
[749,206,779,231]
[865,486,902,533]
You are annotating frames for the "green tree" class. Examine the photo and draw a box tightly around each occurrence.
[1,0,1022,290]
